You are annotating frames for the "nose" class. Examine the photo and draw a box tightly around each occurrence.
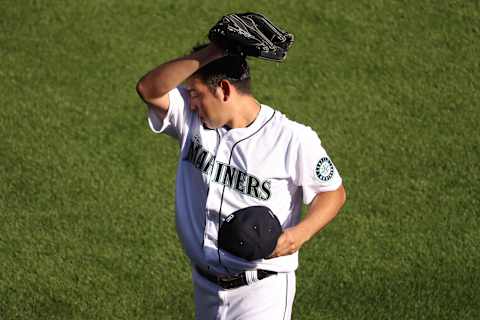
[190,102,198,112]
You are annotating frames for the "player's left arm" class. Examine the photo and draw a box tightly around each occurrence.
[269,184,346,258]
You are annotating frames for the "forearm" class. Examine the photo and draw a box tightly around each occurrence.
[296,185,346,242]
[137,43,224,100]
[270,185,346,258]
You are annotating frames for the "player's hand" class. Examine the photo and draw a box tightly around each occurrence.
[267,226,310,259]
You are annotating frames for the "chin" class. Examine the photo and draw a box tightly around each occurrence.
[201,120,216,130]
[203,120,222,129]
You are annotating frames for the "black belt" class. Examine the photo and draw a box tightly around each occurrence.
[195,266,277,290]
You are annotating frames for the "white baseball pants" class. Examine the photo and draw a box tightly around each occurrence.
[192,268,296,320]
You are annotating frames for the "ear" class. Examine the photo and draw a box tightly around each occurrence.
[217,79,232,102]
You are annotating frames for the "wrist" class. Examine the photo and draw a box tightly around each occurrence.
[187,43,225,70]
[206,42,226,59]
[294,221,316,244]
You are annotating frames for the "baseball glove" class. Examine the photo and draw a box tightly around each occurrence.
[208,12,294,62]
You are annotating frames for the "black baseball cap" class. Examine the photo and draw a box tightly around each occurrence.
[218,206,282,261]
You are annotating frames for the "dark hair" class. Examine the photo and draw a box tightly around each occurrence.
[190,43,251,95]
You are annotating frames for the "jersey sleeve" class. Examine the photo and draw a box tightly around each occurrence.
[146,86,191,140]
[293,126,343,205]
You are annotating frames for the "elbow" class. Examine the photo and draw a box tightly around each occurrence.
[338,184,347,208]
[136,79,156,104]
[136,78,168,104]
[136,79,147,101]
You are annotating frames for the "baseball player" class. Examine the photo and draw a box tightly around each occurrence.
[136,14,346,320]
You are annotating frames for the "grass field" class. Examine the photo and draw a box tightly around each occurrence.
[1,0,479,319]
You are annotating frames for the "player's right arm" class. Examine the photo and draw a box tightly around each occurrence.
[136,43,224,120]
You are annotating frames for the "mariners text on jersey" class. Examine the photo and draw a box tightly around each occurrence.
[185,136,272,200]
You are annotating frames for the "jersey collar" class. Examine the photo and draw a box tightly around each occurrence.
[220,104,274,140]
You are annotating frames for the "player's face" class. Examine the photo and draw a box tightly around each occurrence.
[187,77,230,129]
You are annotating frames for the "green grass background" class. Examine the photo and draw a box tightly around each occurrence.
[1,0,479,319]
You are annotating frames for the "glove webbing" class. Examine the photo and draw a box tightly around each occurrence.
[226,14,276,51]
[241,13,290,45]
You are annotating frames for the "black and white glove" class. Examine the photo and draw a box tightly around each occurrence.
[208,12,294,62]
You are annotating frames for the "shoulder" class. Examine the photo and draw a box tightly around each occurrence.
[173,85,190,103]
[264,105,321,146]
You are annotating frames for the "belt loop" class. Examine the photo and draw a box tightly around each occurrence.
[245,270,259,285]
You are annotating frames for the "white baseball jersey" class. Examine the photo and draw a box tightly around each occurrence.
[146,86,342,275]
